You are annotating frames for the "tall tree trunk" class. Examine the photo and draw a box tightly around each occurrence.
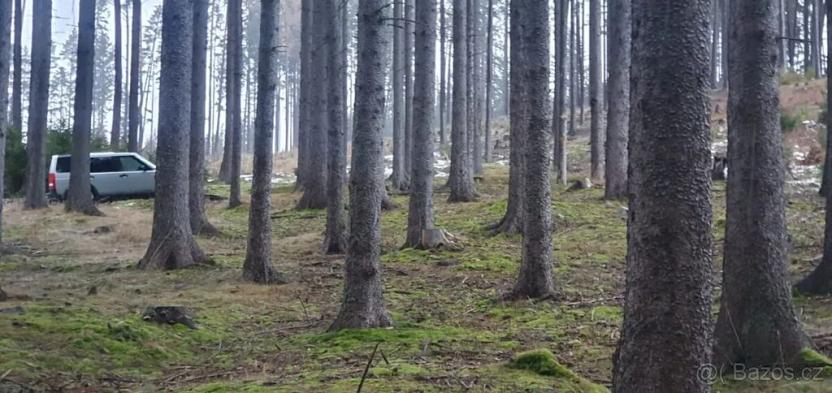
[189,0,218,236]
[577,0,585,125]
[66,0,103,216]
[710,0,720,86]
[218,0,238,183]
[23,0,51,210]
[294,0,311,189]
[490,0,525,235]
[243,0,285,283]
[484,0,493,163]
[569,0,576,136]
[507,0,555,300]
[391,0,407,190]
[470,0,483,175]
[798,0,832,293]
[405,0,437,249]
[139,0,205,270]
[0,0,11,243]
[111,0,123,148]
[714,0,811,368]
[297,0,328,210]
[553,0,568,185]
[228,0,243,207]
[588,0,602,181]
[813,0,821,74]
[722,0,729,87]
[603,0,629,199]
[128,0,141,152]
[779,0,787,69]
[323,0,346,254]
[612,0,713,391]
[11,0,20,132]
[329,0,393,331]
[403,0,414,184]
[439,0,447,146]
[448,0,477,202]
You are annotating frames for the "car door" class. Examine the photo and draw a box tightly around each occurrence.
[116,155,155,195]
[90,157,124,196]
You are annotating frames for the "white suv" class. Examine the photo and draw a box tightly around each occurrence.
[48,152,156,201]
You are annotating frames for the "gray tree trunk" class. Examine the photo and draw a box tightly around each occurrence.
[243,0,286,284]
[11,0,20,132]
[553,0,568,185]
[507,0,555,300]
[448,0,477,202]
[439,0,447,146]
[484,0,493,163]
[471,0,483,174]
[405,0,437,249]
[297,0,329,210]
[323,0,346,254]
[329,0,393,331]
[603,0,629,199]
[390,0,407,191]
[0,0,11,243]
[588,0,603,181]
[294,0,311,190]
[66,0,103,216]
[797,0,832,294]
[127,0,141,152]
[228,0,243,208]
[612,0,714,391]
[23,0,51,210]
[490,0,525,235]
[111,0,123,148]
[714,0,810,369]
[404,0,414,183]
[189,0,218,236]
[138,0,205,270]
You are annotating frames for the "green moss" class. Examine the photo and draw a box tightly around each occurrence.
[508,349,576,378]
[798,348,832,367]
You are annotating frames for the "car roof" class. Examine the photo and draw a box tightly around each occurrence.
[55,152,140,158]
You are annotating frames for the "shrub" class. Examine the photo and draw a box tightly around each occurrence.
[781,110,801,133]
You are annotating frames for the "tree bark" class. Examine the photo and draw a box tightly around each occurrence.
[484,0,493,163]
[228,0,243,208]
[448,0,477,202]
[329,0,393,331]
[127,0,141,152]
[439,0,447,146]
[66,0,103,216]
[294,0,311,189]
[297,0,329,210]
[612,0,714,391]
[713,0,811,369]
[323,0,346,254]
[405,0,437,249]
[0,0,11,243]
[603,0,629,199]
[390,0,407,191]
[139,0,205,270]
[11,0,20,132]
[553,0,568,185]
[189,0,218,236]
[588,0,603,181]
[507,0,556,300]
[403,0,414,183]
[111,0,123,148]
[243,0,286,284]
[490,0,525,235]
[23,0,51,210]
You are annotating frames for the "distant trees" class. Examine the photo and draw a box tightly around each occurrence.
[65,0,103,216]
[243,0,285,283]
[330,0,392,331]
[23,0,51,210]
[138,0,205,270]
[447,0,477,203]
[613,0,714,391]
[404,0,437,249]
[506,0,556,300]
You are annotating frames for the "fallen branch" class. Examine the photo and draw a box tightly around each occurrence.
[357,343,380,393]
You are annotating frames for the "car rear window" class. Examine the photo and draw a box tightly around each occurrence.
[56,157,71,173]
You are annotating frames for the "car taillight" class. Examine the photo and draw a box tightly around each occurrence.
[48,172,56,192]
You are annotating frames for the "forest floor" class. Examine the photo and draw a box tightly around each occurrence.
[3,81,832,392]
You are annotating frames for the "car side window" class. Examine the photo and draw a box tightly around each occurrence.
[119,156,148,172]
[56,157,71,173]
[90,157,123,173]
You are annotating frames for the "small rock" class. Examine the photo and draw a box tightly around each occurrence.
[0,306,25,314]
[87,286,98,296]
[0,287,6,301]
[567,178,592,191]
[93,225,114,234]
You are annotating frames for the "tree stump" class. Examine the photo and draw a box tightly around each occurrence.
[142,306,198,329]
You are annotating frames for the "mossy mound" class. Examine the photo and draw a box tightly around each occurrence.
[506,349,609,393]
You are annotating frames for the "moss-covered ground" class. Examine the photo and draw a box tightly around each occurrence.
[2,138,832,391]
